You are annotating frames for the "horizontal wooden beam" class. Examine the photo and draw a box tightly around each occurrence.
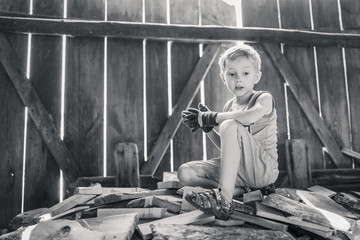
[261,42,346,168]
[1,15,360,47]
[0,33,82,183]
[141,44,221,176]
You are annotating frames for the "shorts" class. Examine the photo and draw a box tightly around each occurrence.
[184,122,279,188]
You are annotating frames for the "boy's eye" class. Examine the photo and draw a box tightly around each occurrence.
[243,72,249,76]
[227,72,235,77]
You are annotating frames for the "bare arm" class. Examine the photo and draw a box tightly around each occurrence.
[206,129,221,149]
[216,93,273,125]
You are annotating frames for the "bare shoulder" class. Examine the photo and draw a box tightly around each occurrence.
[256,92,273,114]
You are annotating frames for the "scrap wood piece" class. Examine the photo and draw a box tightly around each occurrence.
[0,33,82,184]
[150,223,296,240]
[262,42,346,168]
[263,193,351,231]
[137,210,214,240]
[342,147,360,160]
[127,196,155,208]
[275,188,302,202]
[153,195,182,213]
[97,208,166,219]
[8,208,52,231]
[157,180,182,189]
[307,185,336,198]
[162,171,179,182]
[79,213,138,240]
[114,142,140,187]
[214,219,245,226]
[141,44,221,176]
[74,186,148,195]
[255,202,334,233]
[47,206,89,221]
[351,191,360,199]
[231,211,288,231]
[94,189,177,206]
[296,190,357,219]
[50,194,97,216]
[333,192,360,215]
[233,199,254,214]
[243,190,264,205]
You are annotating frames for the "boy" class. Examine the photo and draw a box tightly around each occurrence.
[179,44,279,220]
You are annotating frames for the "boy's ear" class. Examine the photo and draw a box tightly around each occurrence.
[255,71,262,84]
[220,73,226,84]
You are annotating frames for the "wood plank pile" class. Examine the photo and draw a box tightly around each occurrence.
[1,172,360,240]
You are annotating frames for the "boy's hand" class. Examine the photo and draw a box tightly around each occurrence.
[198,103,214,133]
[181,109,200,132]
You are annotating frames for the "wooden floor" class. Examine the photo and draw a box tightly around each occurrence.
[1,174,360,240]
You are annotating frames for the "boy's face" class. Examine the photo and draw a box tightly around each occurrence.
[221,56,261,98]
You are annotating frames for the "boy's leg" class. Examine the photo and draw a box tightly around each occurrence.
[218,120,244,202]
[177,164,218,188]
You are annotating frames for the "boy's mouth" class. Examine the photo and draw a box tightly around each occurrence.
[235,86,244,90]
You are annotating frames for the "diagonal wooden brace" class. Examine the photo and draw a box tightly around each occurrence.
[141,44,221,176]
[262,42,346,168]
[0,33,82,183]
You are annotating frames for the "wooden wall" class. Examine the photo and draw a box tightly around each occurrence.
[0,0,359,229]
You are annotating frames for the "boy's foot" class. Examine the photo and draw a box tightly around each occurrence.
[185,188,235,220]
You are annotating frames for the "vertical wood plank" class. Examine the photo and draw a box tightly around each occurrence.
[242,0,287,171]
[106,0,144,176]
[22,0,62,212]
[280,0,324,170]
[65,0,105,177]
[170,0,203,171]
[202,0,236,160]
[145,0,170,179]
[0,0,29,229]
[311,0,351,168]
[341,0,360,168]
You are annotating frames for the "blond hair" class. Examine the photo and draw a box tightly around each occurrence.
[218,44,261,74]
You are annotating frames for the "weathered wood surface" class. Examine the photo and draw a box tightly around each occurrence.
[243,190,264,205]
[333,192,360,215]
[0,32,82,183]
[231,211,288,231]
[97,208,166,219]
[94,189,177,206]
[137,210,214,240]
[114,143,140,187]
[296,190,357,219]
[80,213,138,240]
[127,196,155,208]
[50,194,97,216]
[242,0,287,170]
[74,186,148,195]
[157,181,182,189]
[150,223,296,240]
[262,42,346,168]
[307,185,337,198]
[0,0,27,228]
[8,208,52,231]
[106,0,144,176]
[262,193,351,231]
[153,195,182,213]
[141,44,221,176]
[2,16,360,47]
[280,0,324,170]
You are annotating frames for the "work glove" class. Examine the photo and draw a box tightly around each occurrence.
[181,108,200,132]
[198,103,215,133]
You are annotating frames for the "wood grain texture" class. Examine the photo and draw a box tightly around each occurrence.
[145,0,171,179]
[65,0,104,177]
[170,0,203,171]
[280,0,324,170]
[242,0,287,171]
[0,1,27,228]
[311,0,352,168]
[106,0,144,176]
[202,0,236,160]
[114,143,140,187]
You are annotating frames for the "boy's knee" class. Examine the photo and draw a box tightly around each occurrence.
[177,164,196,186]
[220,119,247,136]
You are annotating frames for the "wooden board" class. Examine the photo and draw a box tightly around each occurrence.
[202,0,236,160]
[65,0,105,177]
[152,195,182,213]
[97,208,166,219]
[262,193,351,231]
[127,196,155,208]
[242,0,287,171]
[137,209,214,240]
[157,181,182,189]
[231,211,288,231]
[341,0,360,168]
[311,0,352,168]
[170,0,203,172]
[50,194,97,216]
[307,185,336,198]
[114,143,140,187]
[79,213,138,240]
[0,1,27,228]
[94,189,177,206]
[150,223,295,240]
[74,186,147,195]
[144,0,171,179]
[23,0,62,213]
[106,0,144,176]
[296,190,356,219]
[280,0,324,170]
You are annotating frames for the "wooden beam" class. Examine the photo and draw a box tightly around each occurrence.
[141,44,221,176]
[0,33,82,183]
[261,42,346,168]
[1,15,360,47]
